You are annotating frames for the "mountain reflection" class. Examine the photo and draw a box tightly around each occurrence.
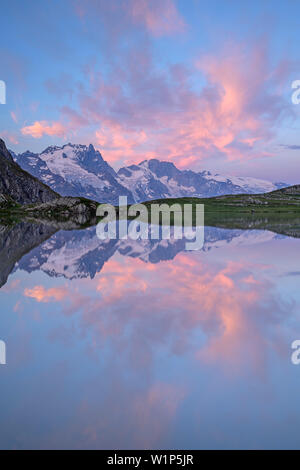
[0,222,57,288]
[0,220,286,286]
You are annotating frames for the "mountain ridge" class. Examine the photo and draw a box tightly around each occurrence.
[12,142,288,203]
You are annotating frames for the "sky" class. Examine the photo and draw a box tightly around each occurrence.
[0,0,300,182]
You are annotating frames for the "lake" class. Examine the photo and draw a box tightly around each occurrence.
[0,222,300,449]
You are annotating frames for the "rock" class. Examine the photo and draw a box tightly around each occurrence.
[0,193,19,209]
[0,137,58,204]
[23,197,98,225]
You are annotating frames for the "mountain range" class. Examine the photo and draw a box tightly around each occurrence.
[12,143,287,204]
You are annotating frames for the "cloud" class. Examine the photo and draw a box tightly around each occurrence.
[31,39,291,168]
[21,120,67,138]
[1,130,19,145]
[39,378,185,449]
[10,111,18,123]
[75,0,186,38]
[129,0,186,36]
[20,3,293,171]
[95,126,148,163]
[281,144,300,150]
[26,252,290,376]
[24,285,68,302]
[131,382,186,447]
[1,279,20,293]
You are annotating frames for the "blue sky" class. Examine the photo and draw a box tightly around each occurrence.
[0,0,300,182]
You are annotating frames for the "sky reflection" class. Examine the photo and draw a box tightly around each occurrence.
[0,227,300,449]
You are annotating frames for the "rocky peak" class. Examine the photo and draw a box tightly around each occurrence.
[0,137,58,204]
[0,138,14,162]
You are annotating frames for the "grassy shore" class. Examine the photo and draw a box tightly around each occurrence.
[1,185,300,235]
[142,185,300,213]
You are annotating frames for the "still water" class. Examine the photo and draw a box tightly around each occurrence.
[0,222,300,449]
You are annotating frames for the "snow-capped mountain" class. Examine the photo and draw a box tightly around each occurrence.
[12,143,133,204]
[117,159,287,201]
[199,170,286,193]
[12,143,287,203]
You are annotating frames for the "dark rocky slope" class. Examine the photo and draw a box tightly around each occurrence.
[0,138,58,204]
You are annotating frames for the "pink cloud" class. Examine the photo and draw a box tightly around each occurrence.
[28,252,289,376]
[22,29,292,171]
[1,279,20,293]
[95,126,148,163]
[24,285,68,302]
[1,130,19,145]
[10,111,18,123]
[39,40,290,169]
[21,120,67,138]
